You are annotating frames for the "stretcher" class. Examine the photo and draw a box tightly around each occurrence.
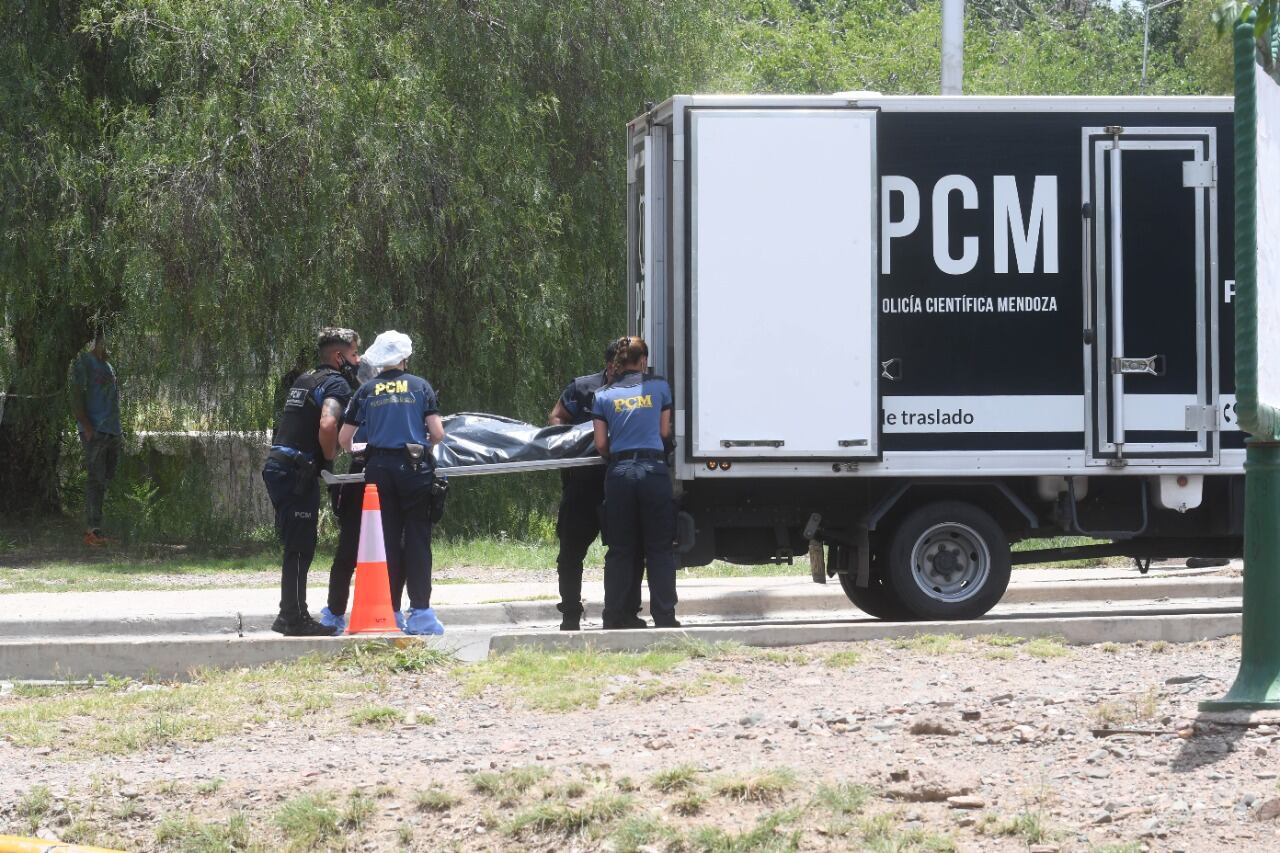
[320,413,603,485]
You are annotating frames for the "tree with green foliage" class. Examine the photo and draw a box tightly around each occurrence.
[0,0,1241,538]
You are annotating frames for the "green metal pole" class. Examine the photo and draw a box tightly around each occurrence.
[1202,441,1280,710]
[1201,12,1280,711]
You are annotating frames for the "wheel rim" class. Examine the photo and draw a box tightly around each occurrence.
[909,522,990,603]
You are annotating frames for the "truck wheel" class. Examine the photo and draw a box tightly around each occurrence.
[884,501,1011,621]
[837,571,913,621]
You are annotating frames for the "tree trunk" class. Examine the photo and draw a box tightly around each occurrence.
[0,308,94,516]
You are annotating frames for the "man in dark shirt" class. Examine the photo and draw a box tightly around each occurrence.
[71,328,123,546]
[262,327,361,636]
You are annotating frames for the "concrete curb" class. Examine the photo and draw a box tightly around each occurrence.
[0,576,1241,640]
[0,609,1241,681]
[488,610,1242,655]
[0,634,439,681]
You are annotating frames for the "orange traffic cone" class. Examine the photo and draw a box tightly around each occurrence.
[346,484,400,635]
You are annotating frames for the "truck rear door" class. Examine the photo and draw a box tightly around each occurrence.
[688,108,879,459]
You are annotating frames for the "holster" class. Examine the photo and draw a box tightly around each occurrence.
[405,442,427,471]
[429,476,449,524]
[293,458,319,495]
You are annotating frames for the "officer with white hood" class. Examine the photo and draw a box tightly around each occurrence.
[339,331,446,635]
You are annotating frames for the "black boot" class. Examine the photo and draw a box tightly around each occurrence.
[272,610,338,637]
[558,601,584,631]
[602,614,648,630]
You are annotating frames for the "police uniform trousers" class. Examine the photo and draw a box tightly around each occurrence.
[601,457,678,625]
[557,466,644,617]
[261,456,321,617]
[364,453,435,613]
[326,458,365,616]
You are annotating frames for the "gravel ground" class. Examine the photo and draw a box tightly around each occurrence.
[0,635,1272,851]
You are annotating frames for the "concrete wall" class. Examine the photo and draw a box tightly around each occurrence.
[129,431,275,530]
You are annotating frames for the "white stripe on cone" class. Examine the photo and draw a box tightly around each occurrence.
[357,508,387,564]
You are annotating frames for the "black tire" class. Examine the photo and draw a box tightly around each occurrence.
[883,501,1011,621]
[837,570,914,621]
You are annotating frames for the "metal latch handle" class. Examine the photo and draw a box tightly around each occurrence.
[720,439,784,448]
[1111,354,1165,377]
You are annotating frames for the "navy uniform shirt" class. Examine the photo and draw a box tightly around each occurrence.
[559,370,608,426]
[590,372,673,454]
[343,369,439,449]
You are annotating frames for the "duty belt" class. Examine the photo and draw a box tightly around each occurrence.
[269,448,313,466]
[367,447,409,457]
[611,449,665,461]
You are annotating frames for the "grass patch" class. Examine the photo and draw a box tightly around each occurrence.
[331,640,453,674]
[616,672,742,703]
[471,765,551,805]
[824,650,863,668]
[0,528,822,594]
[462,646,693,711]
[976,633,1025,647]
[612,815,679,853]
[687,808,804,852]
[1012,535,1121,568]
[1091,687,1161,727]
[16,784,53,834]
[1089,844,1146,853]
[748,648,812,665]
[63,819,129,850]
[155,814,257,852]
[984,649,1015,660]
[714,768,796,803]
[1025,636,1070,659]
[0,653,370,755]
[1149,640,1170,653]
[890,634,961,654]
[652,764,701,793]
[415,786,460,812]
[274,794,339,852]
[505,794,632,837]
[994,811,1051,844]
[195,778,224,795]
[1100,642,1122,653]
[816,781,871,816]
[341,792,376,831]
[348,705,404,727]
[861,813,957,852]
[673,790,707,816]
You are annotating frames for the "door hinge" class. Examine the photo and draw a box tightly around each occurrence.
[1183,160,1216,188]
[1185,404,1220,432]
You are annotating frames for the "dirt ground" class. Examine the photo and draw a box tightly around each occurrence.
[0,635,1273,852]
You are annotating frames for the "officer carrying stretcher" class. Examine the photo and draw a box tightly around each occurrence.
[262,327,361,637]
[339,330,446,635]
[591,336,680,629]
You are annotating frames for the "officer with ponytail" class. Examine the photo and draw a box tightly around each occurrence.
[590,336,680,629]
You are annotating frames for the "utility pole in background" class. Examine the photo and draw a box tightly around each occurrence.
[942,0,964,94]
